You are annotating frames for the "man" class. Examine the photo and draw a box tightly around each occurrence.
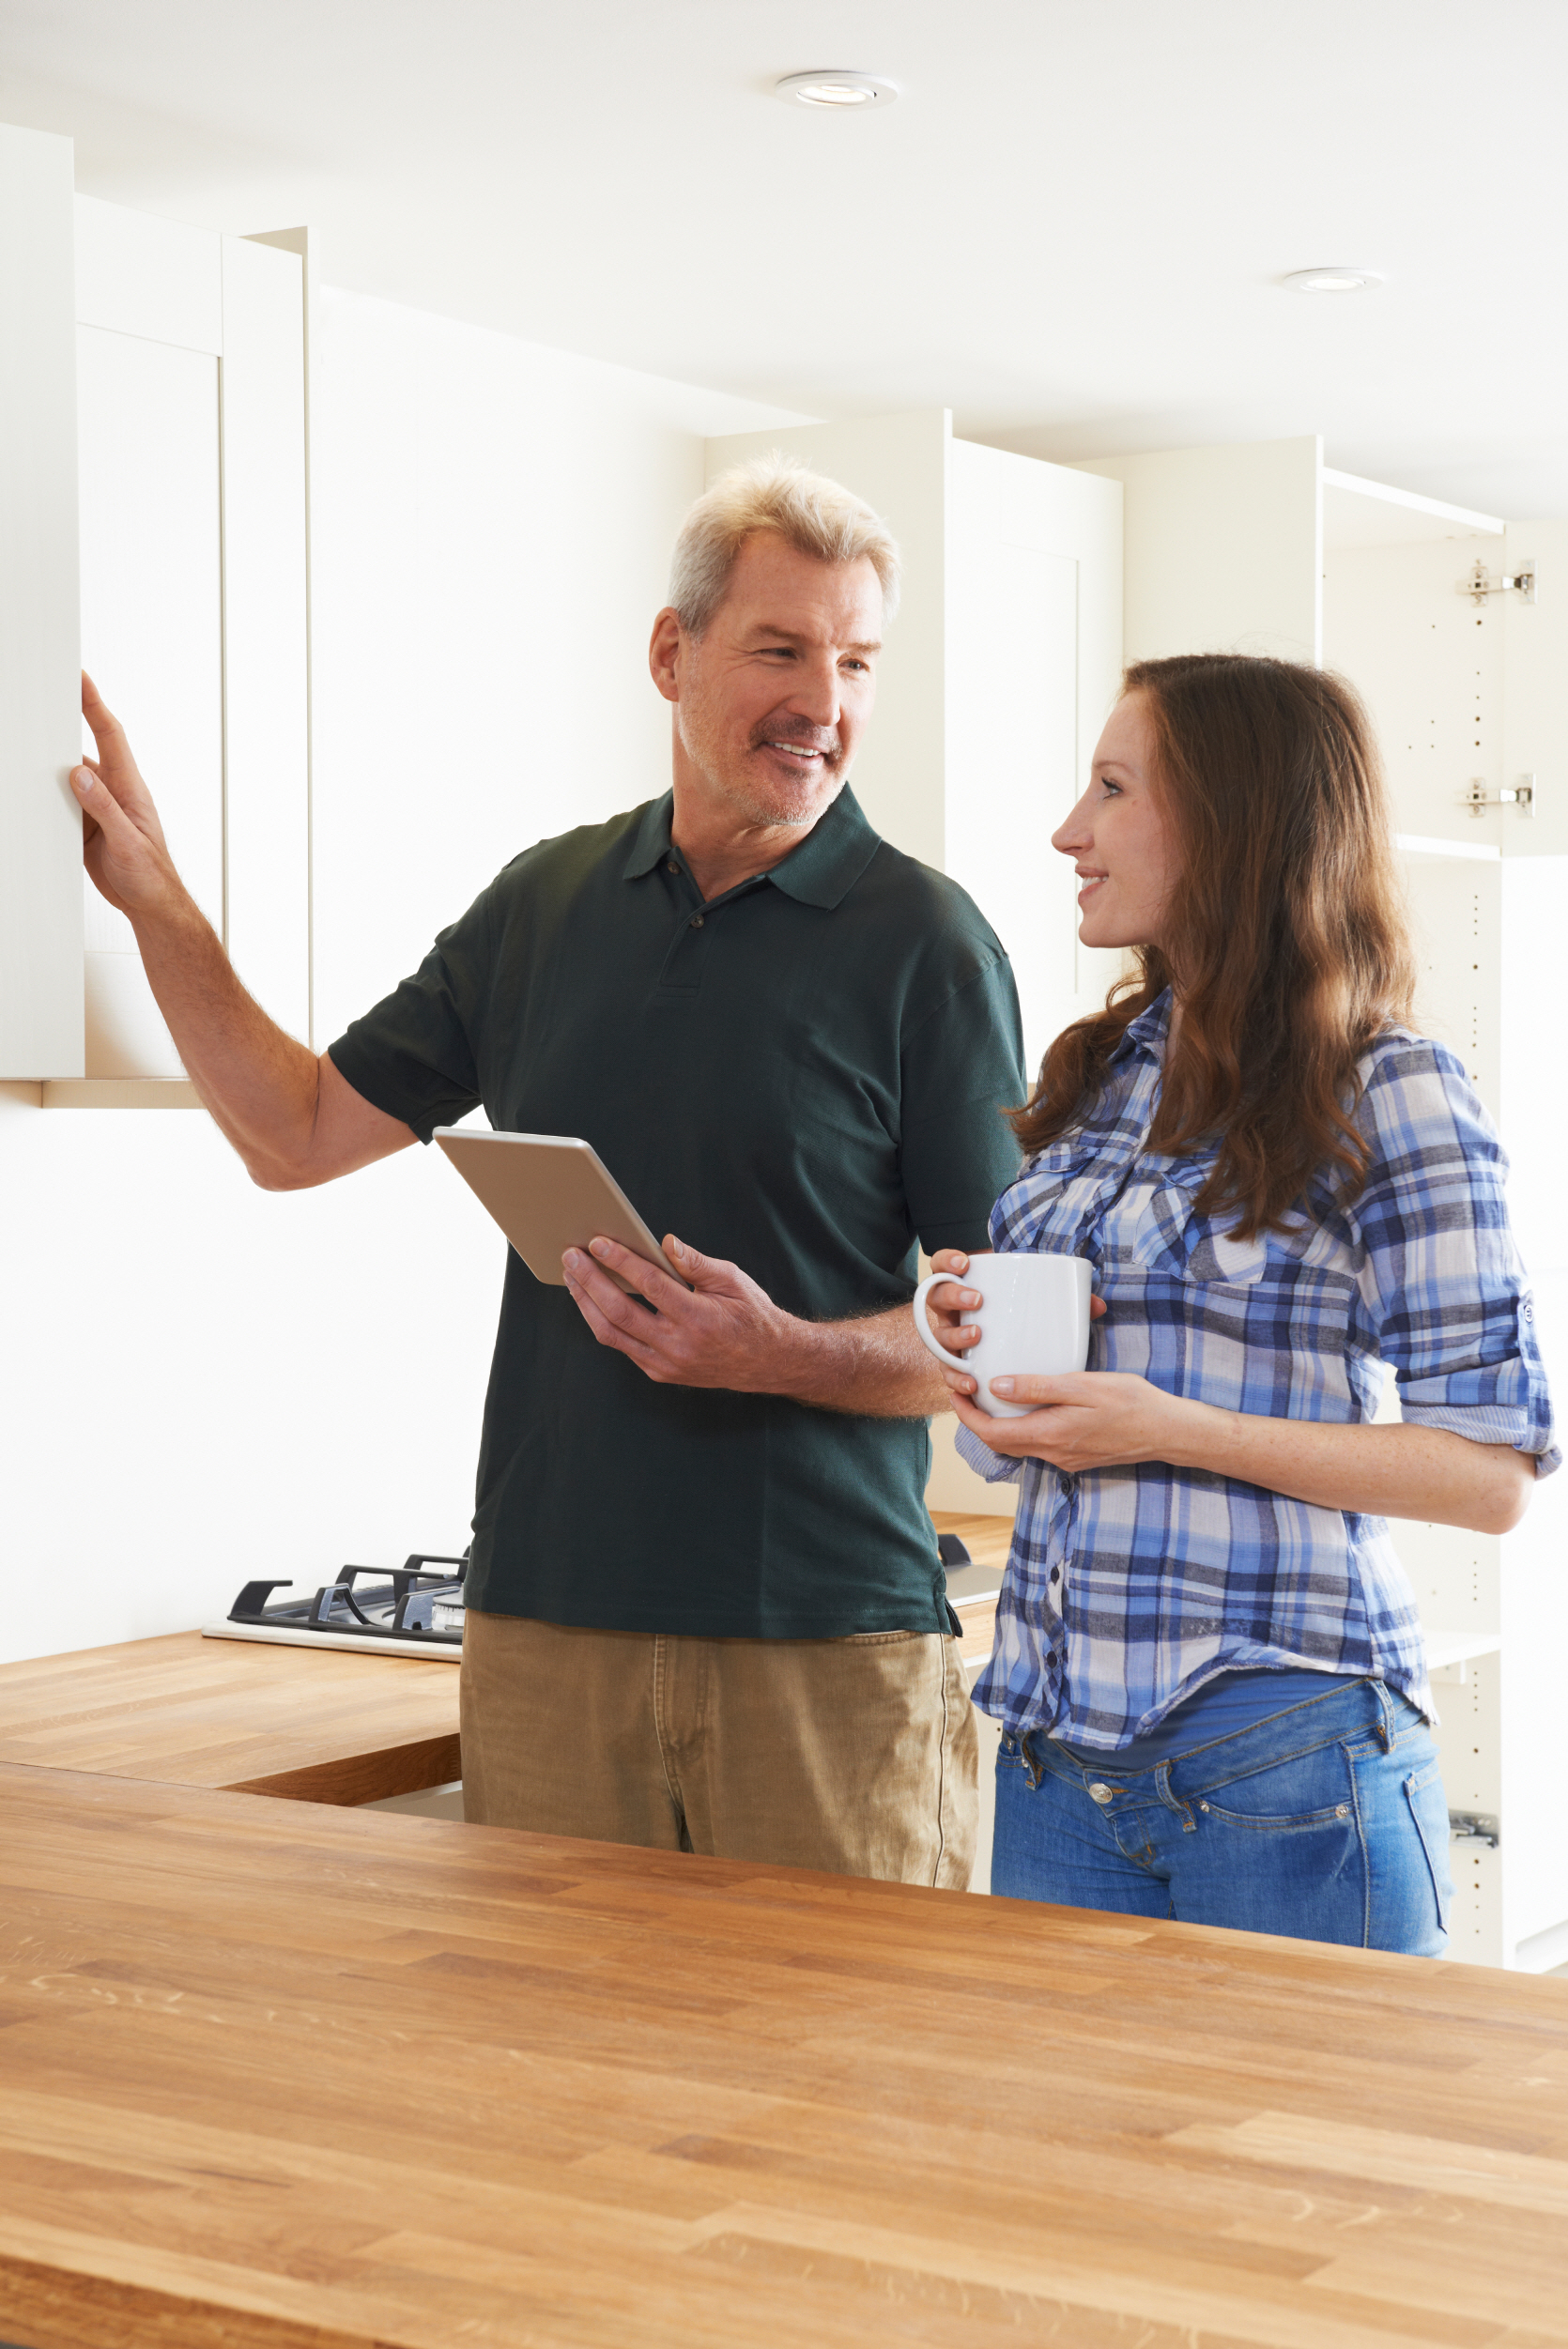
[74,457,1025,1886]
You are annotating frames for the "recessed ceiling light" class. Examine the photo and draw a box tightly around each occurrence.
[775,69,899,111]
[1283,266,1385,295]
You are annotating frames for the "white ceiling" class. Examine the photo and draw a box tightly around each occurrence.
[4,0,1566,517]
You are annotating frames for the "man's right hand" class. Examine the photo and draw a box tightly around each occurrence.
[66,670,416,1192]
[72,672,186,924]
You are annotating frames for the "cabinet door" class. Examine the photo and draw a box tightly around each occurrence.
[77,272,223,1075]
[0,124,83,1080]
[73,196,310,1081]
[945,437,1123,1074]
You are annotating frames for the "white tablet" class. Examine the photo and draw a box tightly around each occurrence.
[432,1128,689,1293]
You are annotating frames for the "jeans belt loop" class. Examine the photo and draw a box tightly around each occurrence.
[1156,1759,1198,1833]
[1373,1675,1395,1752]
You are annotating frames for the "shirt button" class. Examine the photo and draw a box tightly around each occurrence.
[666,859,680,875]
[1050,1568,1060,1585]
[689,914,704,929]
[1087,1782,1115,1805]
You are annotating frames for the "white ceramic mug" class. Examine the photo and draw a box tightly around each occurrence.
[912,1252,1093,1419]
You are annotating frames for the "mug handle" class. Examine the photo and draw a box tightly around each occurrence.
[911,1270,974,1372]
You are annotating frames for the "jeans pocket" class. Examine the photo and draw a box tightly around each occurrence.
[1403,1757,1453,1933]
[1197,1744,1355,1833]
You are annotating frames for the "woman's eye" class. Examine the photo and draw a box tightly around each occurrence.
[1099,780,1122,798]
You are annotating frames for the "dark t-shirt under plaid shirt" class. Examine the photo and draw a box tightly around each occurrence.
[331,786,1025,1639]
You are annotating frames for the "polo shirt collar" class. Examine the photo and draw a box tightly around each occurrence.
[620,786,882,911]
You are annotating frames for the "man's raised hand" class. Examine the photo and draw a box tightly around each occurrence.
[72,674,183,922]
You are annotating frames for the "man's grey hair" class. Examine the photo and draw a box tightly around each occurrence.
[668,454,901,637]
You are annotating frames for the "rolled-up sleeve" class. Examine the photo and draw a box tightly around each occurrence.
[954,1422,1022,1485]
[1353,1038,1560,1473]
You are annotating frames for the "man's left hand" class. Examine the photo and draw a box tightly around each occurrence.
[561,1233,806,1393]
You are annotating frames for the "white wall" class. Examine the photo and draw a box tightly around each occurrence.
[0,289,793,1665]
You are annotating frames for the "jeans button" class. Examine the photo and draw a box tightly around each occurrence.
[1087,1781,1115,1805]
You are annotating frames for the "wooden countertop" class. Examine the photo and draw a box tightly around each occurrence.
[0,1513,1008,1806]
[0,1630,462,1804]
[4,1760,1565,2349]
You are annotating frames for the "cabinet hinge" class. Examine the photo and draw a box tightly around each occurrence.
[1449,1809,1500,1848]
[1459,558,1535,606]
[1462,775,1535,818]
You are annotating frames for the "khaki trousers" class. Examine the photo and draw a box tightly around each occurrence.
[460,1611,978,1890]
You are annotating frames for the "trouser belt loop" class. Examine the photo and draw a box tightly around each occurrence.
[1157,1760,1198,1833]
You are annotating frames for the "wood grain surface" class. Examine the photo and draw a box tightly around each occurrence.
[4,1762,1567,2349]
[0,1632,461,1804]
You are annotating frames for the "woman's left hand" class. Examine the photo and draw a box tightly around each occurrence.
[950,1370,1210,1473]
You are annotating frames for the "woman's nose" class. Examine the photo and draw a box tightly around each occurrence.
[1052,798,1092,854]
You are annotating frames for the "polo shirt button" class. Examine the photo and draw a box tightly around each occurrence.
[666,860,679,874]
[690,914,704,929]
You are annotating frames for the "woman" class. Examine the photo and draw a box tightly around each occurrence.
[930,653,1557,1952]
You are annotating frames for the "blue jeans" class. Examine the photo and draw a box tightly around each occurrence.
[993,1678,1453,1954]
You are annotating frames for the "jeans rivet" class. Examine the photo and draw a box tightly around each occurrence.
[1336,1804,1349,1819]
[1199,1800,1209,1812]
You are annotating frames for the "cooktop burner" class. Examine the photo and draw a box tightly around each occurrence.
[202,1553,469,1660]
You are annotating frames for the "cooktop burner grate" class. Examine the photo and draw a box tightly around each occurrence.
[202,1553,469,1659]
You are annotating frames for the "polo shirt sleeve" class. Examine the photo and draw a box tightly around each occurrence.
[1353,1036,1560,1473]
[899,955,1027,1257]
[327,883,493,1144]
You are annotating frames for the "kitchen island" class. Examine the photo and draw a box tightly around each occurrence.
[5,1758,1568,2349]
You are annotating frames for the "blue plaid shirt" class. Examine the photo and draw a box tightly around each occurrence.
[961,994,1559,1750]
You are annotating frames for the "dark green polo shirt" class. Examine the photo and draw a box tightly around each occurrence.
[329,785,1025,1637]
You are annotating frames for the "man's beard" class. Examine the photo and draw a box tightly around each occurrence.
[686,713,846,830]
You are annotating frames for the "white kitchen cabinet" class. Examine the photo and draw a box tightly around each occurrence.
[0,123,311,1094]
[1086,435,1568,1966]
[0,125,85,1080]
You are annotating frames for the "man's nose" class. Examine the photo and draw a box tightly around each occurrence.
[786,653,843,729]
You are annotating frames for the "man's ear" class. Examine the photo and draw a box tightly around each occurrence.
[648,607,684,705]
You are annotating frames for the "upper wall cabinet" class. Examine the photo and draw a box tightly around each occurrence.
[704,410,1125,1074]
[0,125,83,1080]
[0,122,310,1088]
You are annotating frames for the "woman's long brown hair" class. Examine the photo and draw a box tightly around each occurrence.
[1012,653,1417,1238]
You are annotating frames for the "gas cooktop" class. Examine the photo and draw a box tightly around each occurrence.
[202,1553,469,1660]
